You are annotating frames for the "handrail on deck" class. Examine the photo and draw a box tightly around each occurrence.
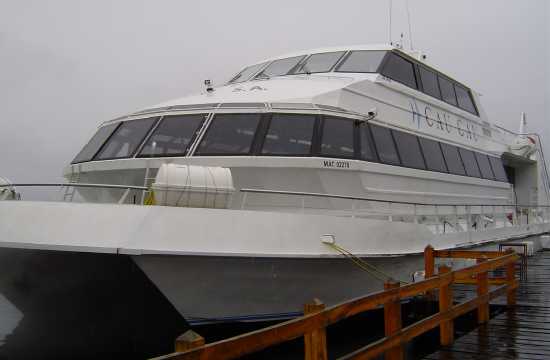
[153,246,519,360]
[0,182,148,191]
[240,188,549,208]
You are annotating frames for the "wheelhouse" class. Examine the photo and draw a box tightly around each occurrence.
[227,47,479,116]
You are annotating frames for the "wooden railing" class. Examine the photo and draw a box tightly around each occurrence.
[152,246,519,360]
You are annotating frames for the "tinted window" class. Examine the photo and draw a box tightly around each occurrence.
[336,51,387,73]
[458,148,481,177]
[228,62,267,84]
[72,123,118,163]
[370,125,400,165]
[438,76,457,105]
[419,67,441,99]
[455,85,477,114]
[381,53,417,89]
[320,116,354,158]
[474,152,494,180]
[95,117,158,160]
[291,52,345,74]
[489,156,509,182]
[261,114,316,155]
[418,138,447,172]
[255,56,305,78]
[359,124,378,161]
[440,143,466,175]
[196,114,261,155]
[392,131,426,169]
[139,114,206,157]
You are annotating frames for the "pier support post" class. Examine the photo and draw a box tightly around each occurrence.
[175,329,205,353]
[384,280,403,360]
[304,298,327,360]
[505,249,517,306]
[477,257,490,324]
[438,265,454,346]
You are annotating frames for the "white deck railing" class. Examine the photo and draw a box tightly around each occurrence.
[239,188,550,235]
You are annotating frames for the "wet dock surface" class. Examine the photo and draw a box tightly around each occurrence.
[424,250,550,360]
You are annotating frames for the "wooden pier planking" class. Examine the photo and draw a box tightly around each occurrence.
[423,250,550,360]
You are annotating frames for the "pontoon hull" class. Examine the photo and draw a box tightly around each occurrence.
[132,253,425,324]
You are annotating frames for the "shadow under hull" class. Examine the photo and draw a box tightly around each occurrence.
[0,248,188,360]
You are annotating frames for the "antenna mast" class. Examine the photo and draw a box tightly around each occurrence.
[405,0,414,50]
[388,0,393,44]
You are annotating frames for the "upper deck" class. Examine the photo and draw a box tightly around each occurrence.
[66,44,528,191]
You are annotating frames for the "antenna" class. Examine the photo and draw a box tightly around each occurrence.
[405,0,414,50]
[388,0,393,44]
[519,112,527,135]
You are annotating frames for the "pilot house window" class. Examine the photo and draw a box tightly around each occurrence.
[255,56,305,79]
[335,51,387,73]
[438,76,458,106]
[381,53,417,89]
[419,67,441,99]
[455,84,477,115]
[291,52,345,74]
[195,114,261,155]
[261,114,316,155]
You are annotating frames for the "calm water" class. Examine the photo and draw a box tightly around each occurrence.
[0,294,23,346]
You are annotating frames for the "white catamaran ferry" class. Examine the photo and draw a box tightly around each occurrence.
[1,44,549,331]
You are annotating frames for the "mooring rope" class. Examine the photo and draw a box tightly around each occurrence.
[325,242,410,285]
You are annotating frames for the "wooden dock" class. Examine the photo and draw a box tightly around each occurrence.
[424,250,550,360]
[152,246,523,360]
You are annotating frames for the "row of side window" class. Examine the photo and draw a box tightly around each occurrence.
[71,113,508,183]
[380,52,479,116]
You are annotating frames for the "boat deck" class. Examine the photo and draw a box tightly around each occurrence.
[424,250,550,360]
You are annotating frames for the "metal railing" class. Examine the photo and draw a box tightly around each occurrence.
[239,188,550,234]
[0,183,148,204]
[3,184,550,234]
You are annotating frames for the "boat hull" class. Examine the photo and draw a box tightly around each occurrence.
[133,253,425,324]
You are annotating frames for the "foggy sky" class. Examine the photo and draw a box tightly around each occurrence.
[0,0,549,186]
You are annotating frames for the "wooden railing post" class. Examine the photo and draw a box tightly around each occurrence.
[424,245,435,279]
[476,257,489,324]
[424,245,435,299]
[175,329,205,353]
[505,249,517,306]
[438,264,454,346]
[304,298,327,360]
[384,280,403,360]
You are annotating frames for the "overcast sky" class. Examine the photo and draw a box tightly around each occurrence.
[0,0,549,185]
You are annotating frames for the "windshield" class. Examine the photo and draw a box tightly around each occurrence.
[291,51,346,74]
[71,123,118,164]
[95,117,158,160]
[228,62,267,84]
[254,56,305,79]
[336,51,387,73]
